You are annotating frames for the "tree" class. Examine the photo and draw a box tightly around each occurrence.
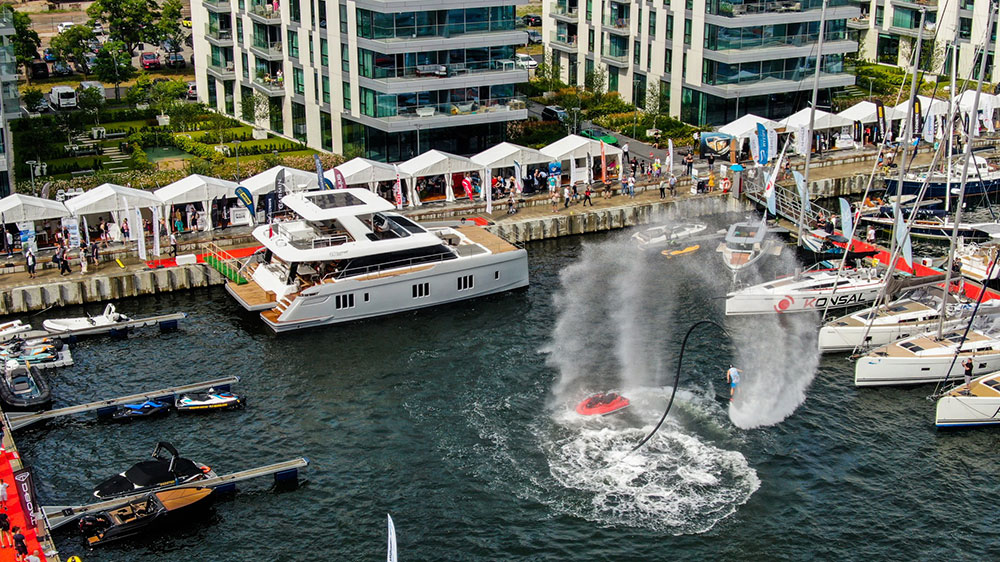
[148,79,186,117]
[124,71,153,107]
[156,0,185,55]
[241,91,270,127]
[92,40,137,100]
[8,9,40,84]
[87,0,161,56]
[21,87,43,113]
[644,83,661,116]
[78,86,105,125]
[168,102,204,131]
[50,25,95,72]
[584,66,607,95]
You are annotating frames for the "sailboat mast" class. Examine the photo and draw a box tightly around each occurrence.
[936,2,996,339]
[946,46,956,214]
[889,8,926,262]
[797,0,827,246]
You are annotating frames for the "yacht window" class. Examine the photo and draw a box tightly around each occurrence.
[985,379,1000,389]
[412,282,430,298]
[364,292,370,302]
[495,270,500,280]
[457,275,474,291]
[307,191,365,209]
[339,244,456,278]
[900,342,924,352]
[390,215,427,234]
[335,294,355,309]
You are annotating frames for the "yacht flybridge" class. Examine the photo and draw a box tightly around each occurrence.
[225,188,529,331]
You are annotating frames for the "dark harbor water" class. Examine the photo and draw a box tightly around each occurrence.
[18,221,1000,561]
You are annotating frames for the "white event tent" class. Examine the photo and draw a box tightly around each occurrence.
[780,108,853,131]
[397,149,479,205]
[155,174,239,231]
[541,135,623,185]
[242,165,320,196]
[327,157,398,191]
[471,142,549,190]
[0,194,70,223]
[836,100,906,124]
[63,183,164,242]
[718,114,780,139]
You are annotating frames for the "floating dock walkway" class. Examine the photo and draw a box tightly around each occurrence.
[42,311,187,339]
[43,457,310,530]
[5,376,241,430]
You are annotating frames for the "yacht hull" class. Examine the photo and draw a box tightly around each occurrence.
[726,285,882,316]
[854,354,1000,386]
[935,395,1000,427]
[818,318,968,353]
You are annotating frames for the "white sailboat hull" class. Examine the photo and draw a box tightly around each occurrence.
[854,354,1000,386]
[935,395,1000,427]
[726,284,883,316]
[818,317,968,353]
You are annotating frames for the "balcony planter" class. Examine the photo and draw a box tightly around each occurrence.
[253,127,268,140]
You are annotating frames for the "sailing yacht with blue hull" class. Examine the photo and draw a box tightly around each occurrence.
[883,155,1000,200]
[226,188,529,332]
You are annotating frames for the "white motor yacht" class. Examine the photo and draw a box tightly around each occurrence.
[725,264,885,316]
[935,370,1000,428]
[631,222,708,251]
[716,218,782,272]
[955,240,1000,282]
[225,188,529,332]
[818,283,996,353]
[854,316,1000,386]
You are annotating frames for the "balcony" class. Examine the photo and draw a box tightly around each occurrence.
[362,61,529,94]
[847,15,870,29]
[205,24,234,46]
[250,40,284,60]
[205,56,236,79]
[890,0,938,10]
[549,31,579,51]
[362,20,519,43]
[248,3,282,24]
[602,15,631,34]
[356,95,528,132]
[601,42,629,65]
[203,0,232,13]
[252,76,287,97]
[551,2,579,22]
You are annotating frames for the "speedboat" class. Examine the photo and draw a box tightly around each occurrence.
[955,240,1000,282]
[93,442,216,499]
[0,359,51,411]
[78,487,213,546]
[717,218,782,272]
[725,263,885,316]
[935,370,1000,427]
[575,392,629,416]
[0,320,32,342]
[111,401,170,422]
[854,315,1000,386]
[817,282,997,353]
[632,222,708,251]
[43,303,131,335]
[175,390,245,412]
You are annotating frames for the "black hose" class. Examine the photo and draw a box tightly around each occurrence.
[630,320,731,453]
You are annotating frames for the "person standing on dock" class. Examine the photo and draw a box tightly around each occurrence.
[0,478,7,511]
[170,232,178,257]
[24,249,35,279]
[90,241,99,268]
[684,152,694,176]
[669,173,677,196]
[11,526,24,560]
[627,175,636,198]
[866,225,876,246]
[563,185,571,208]
[79,244,88,274]
[582,185,593,206]
[0,511,9,547]
[726,365,741,402]
[4,230,10,258]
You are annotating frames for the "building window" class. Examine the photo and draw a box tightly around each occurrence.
[340,4,348,33]
[342,81,349,109]
[287,29,299,58]
[242,53,249,79]
[207,78,217,106]
[224,81,235,114]
[649,9,656,37]
[290,0,301,22]
[633,40,640,64]
[666,15,673,36]
[588,29,595,51]
[291,67,303,95]
[313,70,319,100]
[875,7,883,26]
[684,18,691,45]
[586,0,592,20]
[236,20,243,45]
[412,282,430,298]
[322,75,330,103]
[308,35,314,64]
[686,0,692,8]
[457,275,474,291]
[341,43,349,71]
[608,66,619,91]
[269,97,283,132]
[335,293,355,309]
[664,48,672,73]
[959,18,972,40]
[494,271,500,280]
[320,39,328,66]
[320,110,333,151]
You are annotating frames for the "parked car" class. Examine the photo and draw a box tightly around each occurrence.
[579,128,618,145]
[43,48,56,62]
[165,52,186,68]
[512,53,537,70]
[92,22,104,35]
[78,81,106,99]
[29,59,48,79]
[75,54,98,74]
[56,21,75,33]
[526,30,542,44]
[87,38,102,54]
[51,61,73,76]
[522,14,541,26]
[541,105,569,122]
[160,39,179,53]
[25,95,48,114]
[186,82,197,100]
[182,18,192,28]
[140,52,161,70]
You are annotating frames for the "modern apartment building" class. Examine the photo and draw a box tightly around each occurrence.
[192,0,530,162]
[851,0,999,80]
[542,0,860,125]
[0,8,19,196]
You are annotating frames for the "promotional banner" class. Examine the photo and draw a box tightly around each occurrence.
[151,205,161,256]
[134,205,146,261]
[667,139,674,174]
[235,186,255,218]
[922,111,935,143]
[16,221,36,256]
[314,154,325,190]
[264,193,277,222]
[894,205,913,270]
[913,98,923,135]
[839,197,854,241]
[730,138,739,164]
[274,169,287,212]
[461,175,474,201]
[387,514,397,562]
[81,215,90,245]
[767,127,778,159]
[853,121,863,142]
[600,141,607,183]
[333,168,346,190]
[392,164,403,209]
[513,160,523,194]
[61,216,80,250]
[756,123,769,165]
[13,468,37,529]
[796,125,810,155]
[764,152,782,216]
[793,170,810,216]
[875,99,887,138]
[485,166,493,214]
[749,132,760,164]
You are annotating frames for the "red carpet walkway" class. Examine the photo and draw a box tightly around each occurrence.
[0,450,46,561]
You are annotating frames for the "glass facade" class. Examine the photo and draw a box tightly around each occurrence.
[701,54,843,85]
[356,7,516,40]
[343,119,508,161]
[292,102,306,141]
[681,86,833,125]
[706,0,848,17]
[358,84,517,118]
[704,20,847,51]
[320,110,333,151]
[357,46,516,79]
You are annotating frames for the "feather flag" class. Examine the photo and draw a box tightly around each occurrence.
[485,166,493,214]
[513,160,523,194]
[839,197,854,241]
[756,122,769,165]
[894,205,914,270]
[600,141,607,184]
[134,205,146,261]
[792,170,810,216]
[151,206,161,257]
[667,139,674,174]
[749,132,760,164]
[764,152,782,216]
[81,215,90,246]
[392,164,403,209]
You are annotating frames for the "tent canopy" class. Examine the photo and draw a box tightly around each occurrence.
[397,149,478,178]
[956,90,999,114]
[540,134,623,161]
[780,108,853,130]
[893,95,950,117]
[718,114,780,139]
[243,166,320,195]
[0,194,70,223]
[63,183,163,216]
[328,157,398,185]
[155,174,239,206]
[471,142,550,170]
[836,101,907,124]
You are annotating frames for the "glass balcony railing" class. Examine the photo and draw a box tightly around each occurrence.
[203,0,232,9]
[551,3,579,16]
[550,32,579,47]
[364,59,526,81]
[706,30,849,50]
[249,3,281,21]
[253,75,287,95]
[362,95,527,121]
[206,55,235,75]
[708,0,850,17]
[704,66,846,86]
[362,20,518,41]
[601,42,628,62]
[602,15,630,29]
[251,40,283,57]
[206,24,234,41]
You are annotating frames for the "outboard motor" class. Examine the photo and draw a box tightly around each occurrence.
[78,514,112,535]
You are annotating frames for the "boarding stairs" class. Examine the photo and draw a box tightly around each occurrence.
[203,242,249,284]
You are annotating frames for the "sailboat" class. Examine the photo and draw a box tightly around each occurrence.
[716,217,782,272]
[725,261,886,315]
[934,369,1000,427]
